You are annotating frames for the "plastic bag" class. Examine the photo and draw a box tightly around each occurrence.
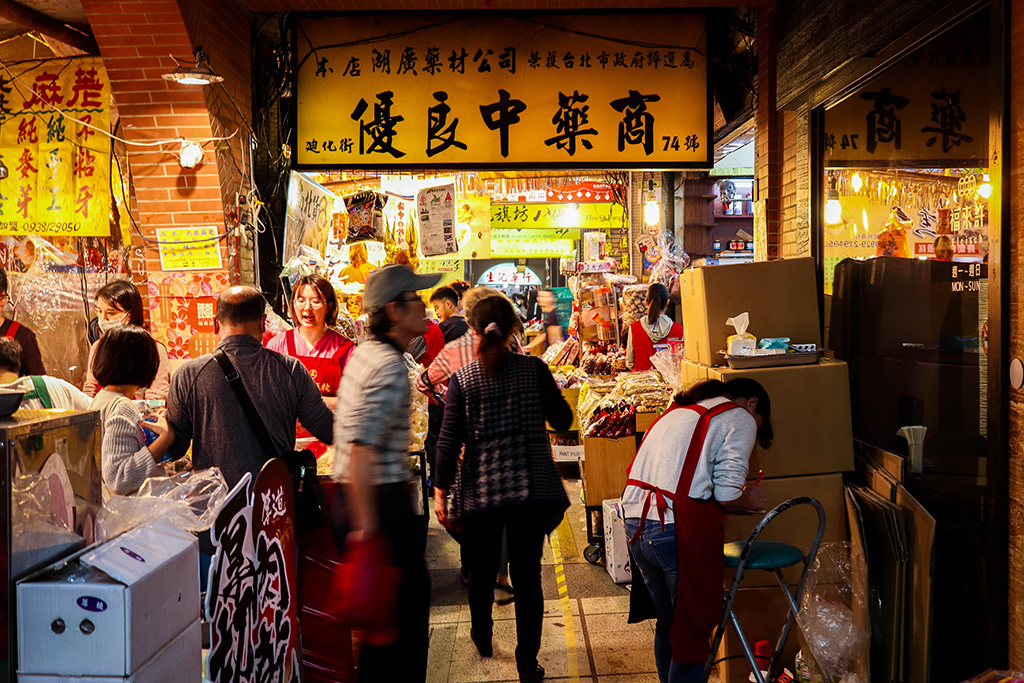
[649,348,685,392]
[344,190,385,242]
[404,355,429,453]
[12,471,86,577]
[797,542,871,683]
[615,371,673,414]
[620,284,649,329]
[649,232,690,290]
[96,468,229,542]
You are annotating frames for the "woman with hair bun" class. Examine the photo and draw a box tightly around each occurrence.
[626,283,682,371]
[433,294,573,683]
[621,378,773,683]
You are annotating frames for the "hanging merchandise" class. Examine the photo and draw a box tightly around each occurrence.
[416,183,459,257]
[875,206,912,258]
[343,190,386,243]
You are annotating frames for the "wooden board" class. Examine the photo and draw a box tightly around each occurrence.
[582,436,637,506]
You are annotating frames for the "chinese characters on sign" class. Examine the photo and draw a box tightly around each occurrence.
[157,226,224,271]
[823,14,987,166]
[489,202,625,230]
[296,14,709,168]
[0,57,111,236]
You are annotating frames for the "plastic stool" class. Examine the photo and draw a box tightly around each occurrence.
[703,496,827,683]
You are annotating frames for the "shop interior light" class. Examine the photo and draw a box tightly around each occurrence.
[851,172,863,193]
[163,46,224,85]
[824,174,842,225]
[643,179,659,226]
[978,173,992,199]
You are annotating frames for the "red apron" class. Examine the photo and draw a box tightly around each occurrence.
[631,319,683,371]
[420,321,445,367]
[625,400,743,664]
[288,329,353,456]
[3,321,20,339]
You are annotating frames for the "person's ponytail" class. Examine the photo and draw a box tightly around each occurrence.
[469,296,517,373]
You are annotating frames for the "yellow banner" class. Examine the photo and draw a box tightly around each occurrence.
[0,57,111,236]
[824,11,988,167]
[295,14,709,168]
[490,202,624,230]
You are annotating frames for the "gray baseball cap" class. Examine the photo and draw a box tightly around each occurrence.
[362,264,442,313]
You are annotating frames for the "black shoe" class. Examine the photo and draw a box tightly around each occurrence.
[494,582,515,605]
[470,629,492,658]
[518,664,544,682]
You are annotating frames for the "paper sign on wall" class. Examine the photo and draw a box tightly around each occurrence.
[157,226,223,271]
[417,183,458,256]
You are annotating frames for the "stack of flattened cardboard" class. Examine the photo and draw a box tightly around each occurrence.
[847,453,936,683]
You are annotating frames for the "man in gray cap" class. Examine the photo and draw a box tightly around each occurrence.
[333,263,440,682]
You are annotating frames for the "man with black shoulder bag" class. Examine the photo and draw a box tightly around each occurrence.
[165,286,334,577]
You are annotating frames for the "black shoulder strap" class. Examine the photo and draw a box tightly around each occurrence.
[213,349,277,461]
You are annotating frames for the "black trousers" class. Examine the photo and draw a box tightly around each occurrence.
[461,505,547,678]
[357,484,431,683]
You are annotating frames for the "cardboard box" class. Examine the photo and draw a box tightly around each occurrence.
[602,499,631,584]
[724,473,847,588]
[682,356,710,390]
[582,436,637,506]
[707,359,854,478]
[681,258,821,366]
[635,411,660,433]
[714,586,802,683]
[19,619,201,683]
[18,520,199,677]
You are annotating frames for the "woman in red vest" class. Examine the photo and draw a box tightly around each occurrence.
[626,283,682,371]
[267,274,354,455]
[621,378,773,683]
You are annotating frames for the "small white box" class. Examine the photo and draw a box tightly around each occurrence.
[18,520,199,677]
[552,444,584,462]
[602,498,631,584]
[18,619,201,683]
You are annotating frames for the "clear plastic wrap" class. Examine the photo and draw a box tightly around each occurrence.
[615,371,673,413]
[620,284,649,329]
[95,468,229,542]
[12,471,85,576]
[649,348,686,393]
[404,355,428,453]
[264,302,293,339]
[797,542,871,683]
[648,232,690,292]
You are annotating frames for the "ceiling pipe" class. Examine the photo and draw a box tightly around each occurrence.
[0,0,98,54]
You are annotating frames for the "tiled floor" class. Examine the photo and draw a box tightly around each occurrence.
[425,468,673,683]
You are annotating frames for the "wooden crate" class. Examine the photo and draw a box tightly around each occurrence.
[582,436,637,506]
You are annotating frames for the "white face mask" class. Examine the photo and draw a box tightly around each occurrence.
[98,313,128,333]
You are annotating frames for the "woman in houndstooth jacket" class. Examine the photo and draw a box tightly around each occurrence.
[433,294,573,683]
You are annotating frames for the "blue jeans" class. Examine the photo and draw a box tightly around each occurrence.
[625,518,704,683]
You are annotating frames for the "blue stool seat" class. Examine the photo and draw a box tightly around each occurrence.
[723,540,804,570]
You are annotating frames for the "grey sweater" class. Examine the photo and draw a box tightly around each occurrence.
[166,334,334,488]
[91,388,161,497]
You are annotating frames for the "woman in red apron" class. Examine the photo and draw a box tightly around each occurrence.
[621,378,774,683]
[626,283,682,371]
[266,274,354,457]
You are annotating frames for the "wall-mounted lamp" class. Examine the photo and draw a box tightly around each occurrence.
[163,46,224,86]
[824,173,842,225]
[643,179,659,227]
[178,141,204,168]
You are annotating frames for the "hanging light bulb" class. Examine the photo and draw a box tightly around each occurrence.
[851,172,863,193]
[978,173,992,199]
[563,202,579,226]
[643,179,659,227]
[824,174,842,225]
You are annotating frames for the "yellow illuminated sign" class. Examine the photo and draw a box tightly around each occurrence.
[0,57,111,236]
[490,202,624,230]
[295,14,709,169]
[490,239,575,257]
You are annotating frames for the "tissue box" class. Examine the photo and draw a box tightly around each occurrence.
[17,520,199,677]
[681,259,821,366]
[602,499,631,584]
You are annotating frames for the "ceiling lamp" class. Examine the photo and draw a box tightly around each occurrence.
[824,173,842,225]
[163,46,224,86]
[643,179,659,227]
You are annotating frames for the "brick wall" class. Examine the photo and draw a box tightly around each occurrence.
[778,107,810,258]
[81,0,253,285]
[755,4,780,261]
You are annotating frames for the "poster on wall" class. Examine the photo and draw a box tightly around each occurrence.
[283,171,336,263]
[156,226,223,271]
[295,13,710,169]
[416,183,458,256]
[0,56,111,236]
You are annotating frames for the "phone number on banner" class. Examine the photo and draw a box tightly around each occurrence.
[0,220,84,234]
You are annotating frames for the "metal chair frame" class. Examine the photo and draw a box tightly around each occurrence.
[703,496,829,683]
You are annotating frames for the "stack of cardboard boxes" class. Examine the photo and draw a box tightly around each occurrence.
[680,258,853,683]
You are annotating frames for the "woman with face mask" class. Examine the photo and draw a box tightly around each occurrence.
[83,280,171,401]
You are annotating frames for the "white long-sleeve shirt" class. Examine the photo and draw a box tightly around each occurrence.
[620,396,756,523]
